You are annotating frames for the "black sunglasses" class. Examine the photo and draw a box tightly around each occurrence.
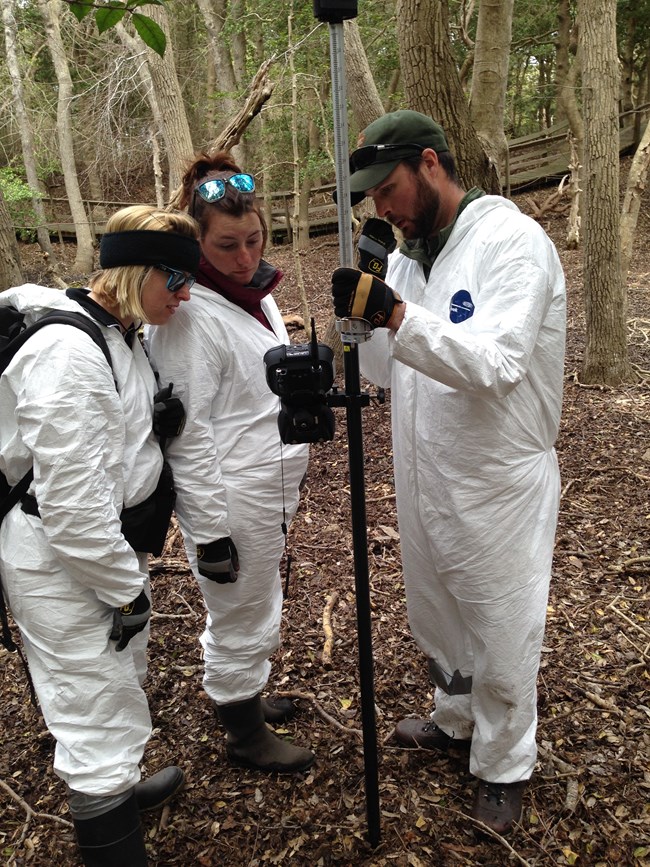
[156,264,196,293]
[349,143,425,172]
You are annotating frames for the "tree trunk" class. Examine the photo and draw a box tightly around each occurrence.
[195,0,239,129]
[619,12,637,121]
[150,127,165,209]
[396,0,500,193]
[620,119,650,280]
[343,20,384,131]
[38,0,94,273]
[115,19,169,197]
[578,0,632,385]
[555,0,584,142]
[469,0,515,185]
[1,0,57,262]
[0,187,23,289]
[144,6,195,192]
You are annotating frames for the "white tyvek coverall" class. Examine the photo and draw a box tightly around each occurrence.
[147,283,309,704]
[359,196,565,782]
[0,284,161,796]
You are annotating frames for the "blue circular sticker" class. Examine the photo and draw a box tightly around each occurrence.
[449,290,475,323]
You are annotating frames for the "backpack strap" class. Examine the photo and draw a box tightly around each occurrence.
[0,311,115,522]
[7,310,114,376]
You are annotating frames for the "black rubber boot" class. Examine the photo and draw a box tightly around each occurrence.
[261,695,297,723]
[216,694,315,773]
[72,791,147,866]
[212,694,298,725]
[135,766,185,813]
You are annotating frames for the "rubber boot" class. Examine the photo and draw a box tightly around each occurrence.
[72,791,147,866]
[216,694,315,773]
[212,695,297,725]
[261,695,298,724]
[135,766,185,813]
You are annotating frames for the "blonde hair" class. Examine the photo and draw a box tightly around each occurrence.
[88,205,199,323]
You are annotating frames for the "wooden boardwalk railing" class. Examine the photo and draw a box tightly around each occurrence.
[17,107,650,243]
[506,107,646,192]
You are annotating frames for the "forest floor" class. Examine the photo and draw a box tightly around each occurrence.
[1,181,649,867]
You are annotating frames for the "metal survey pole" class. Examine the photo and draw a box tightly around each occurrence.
[313,0,381,848]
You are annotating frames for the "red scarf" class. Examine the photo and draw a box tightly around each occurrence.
[198,256,282,331]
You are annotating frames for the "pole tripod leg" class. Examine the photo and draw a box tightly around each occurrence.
[343,342,381,847]
[315,3,381,846]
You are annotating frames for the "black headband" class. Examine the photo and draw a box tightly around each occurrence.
[99,230,201,273]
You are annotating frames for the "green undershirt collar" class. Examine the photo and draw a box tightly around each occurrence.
[400,187,486,276]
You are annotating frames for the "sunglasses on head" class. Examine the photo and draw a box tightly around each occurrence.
[195,173,256,204]
[349,143,425,172]
[156,264,196,293]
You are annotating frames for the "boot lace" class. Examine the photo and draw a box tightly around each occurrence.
[481,782,507,806]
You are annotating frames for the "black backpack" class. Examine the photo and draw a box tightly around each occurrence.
[0,306,113,523]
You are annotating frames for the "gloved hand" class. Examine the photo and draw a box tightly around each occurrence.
[331,267,403,329]
[109,589,151,651]
[357,218,396,278]
[196,537,240,584]
[153,382,186,439]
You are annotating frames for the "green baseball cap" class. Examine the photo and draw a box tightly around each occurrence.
[349,110,450,194]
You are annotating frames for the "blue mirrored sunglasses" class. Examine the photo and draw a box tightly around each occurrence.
[156,264,196,293]
[195,173,256,203]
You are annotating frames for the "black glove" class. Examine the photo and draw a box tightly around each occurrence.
[196,537,240,584]
[357,218,396,278]
[153,382,186,439]
[109,589,151,651]
[331,267,402,328]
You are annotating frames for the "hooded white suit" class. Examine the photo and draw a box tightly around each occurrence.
[147,282,308,705]
[359,196,566,782]
[0,284,160,796]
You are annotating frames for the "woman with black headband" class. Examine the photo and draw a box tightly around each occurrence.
[0,205,199,866]
[147,151,314,774]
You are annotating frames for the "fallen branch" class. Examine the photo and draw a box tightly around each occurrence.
[170,590,202,617]
[565,778,580,813]
[606,598,650,642]
[560,478,577,500]
[610,554,650,569]
[0,779,72,854]
[167,59,276,210]
[537,743,576,776]
[275,689,362,741]
[537,743,581,812]
[150,611,198,621]
[578,688,622,715]
[321,591,338,668]
[365,493,397,503]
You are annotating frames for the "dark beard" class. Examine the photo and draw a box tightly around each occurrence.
[406,173,441,241]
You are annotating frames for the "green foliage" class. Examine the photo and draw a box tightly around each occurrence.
[63,0,166,56]
[130,11,166,55]
[0,168,39,242]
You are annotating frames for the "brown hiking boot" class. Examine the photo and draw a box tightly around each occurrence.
[394,718,471,752]
[471,779,527,835]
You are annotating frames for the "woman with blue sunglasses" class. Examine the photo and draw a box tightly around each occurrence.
[147,152,313,774]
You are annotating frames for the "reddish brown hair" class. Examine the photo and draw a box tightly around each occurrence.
[180,150,268,249]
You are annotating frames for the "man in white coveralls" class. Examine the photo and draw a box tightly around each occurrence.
[330,110,566,835]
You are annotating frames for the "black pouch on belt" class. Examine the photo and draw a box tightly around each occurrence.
[120,461,176,556]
